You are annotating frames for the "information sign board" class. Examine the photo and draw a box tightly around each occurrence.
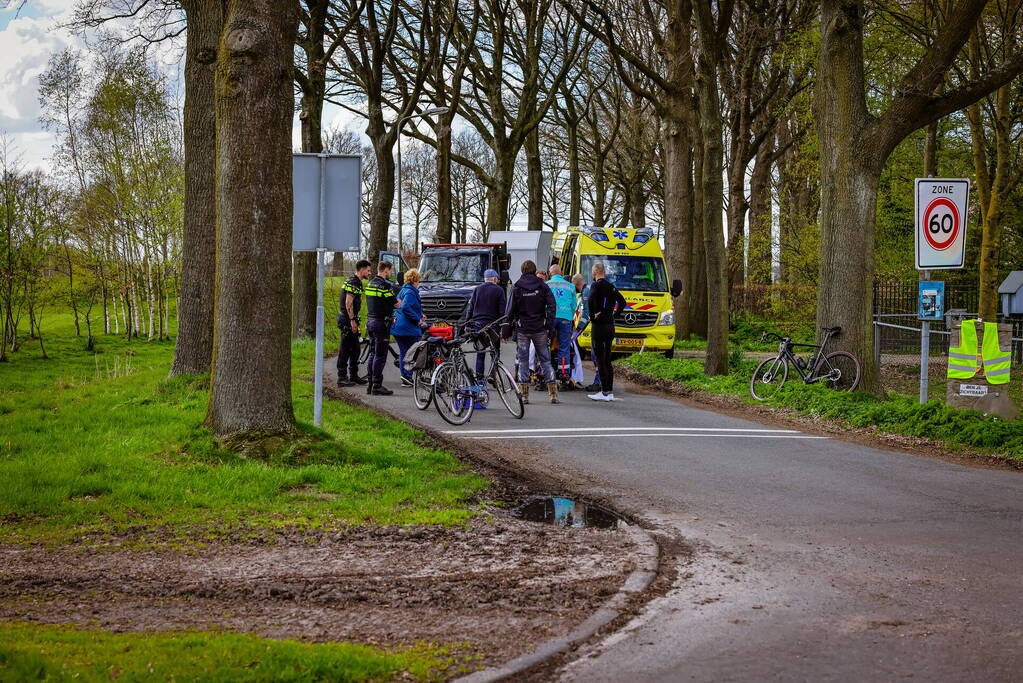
[918,281,944,321]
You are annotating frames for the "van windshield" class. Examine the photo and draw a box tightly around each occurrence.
[419,252,488,282]
[580,255,668,292]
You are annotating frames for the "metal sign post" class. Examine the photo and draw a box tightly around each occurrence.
[915,178,967,405]
[293,153,362,427]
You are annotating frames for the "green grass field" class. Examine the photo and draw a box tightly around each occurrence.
[0,622,472,682]
[620,353,1023,460]
[0,315,486,545]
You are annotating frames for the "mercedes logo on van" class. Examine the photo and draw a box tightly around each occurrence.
[624,312,637,325]
[436,300,447,310]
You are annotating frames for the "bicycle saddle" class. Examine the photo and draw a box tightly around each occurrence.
[823,326,842,334]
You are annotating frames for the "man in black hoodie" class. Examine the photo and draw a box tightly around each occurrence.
[587,261,627,402]
[502,259,558,404]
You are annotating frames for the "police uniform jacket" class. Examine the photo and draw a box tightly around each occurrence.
[338,275,363,325]
[365,275,398,319]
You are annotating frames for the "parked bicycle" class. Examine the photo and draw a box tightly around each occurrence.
[750,327,861,400]
[430,317,523,425]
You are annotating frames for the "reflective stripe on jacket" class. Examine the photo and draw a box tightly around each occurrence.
[364,276,398,318]
[947,319,979,379]
[981,321,1011,385]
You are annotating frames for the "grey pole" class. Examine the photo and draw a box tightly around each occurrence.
[397,125,404,256]
[313,154,327,427]
[919,269,930,404]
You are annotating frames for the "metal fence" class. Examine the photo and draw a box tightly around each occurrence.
[872,279,1023,365]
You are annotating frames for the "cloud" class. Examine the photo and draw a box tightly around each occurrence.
[0,13,73,165]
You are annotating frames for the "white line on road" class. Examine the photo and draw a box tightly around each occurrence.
[463,433,827,440]
[444,426,801,435]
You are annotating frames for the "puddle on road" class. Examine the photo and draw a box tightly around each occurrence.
[512,497,628,529]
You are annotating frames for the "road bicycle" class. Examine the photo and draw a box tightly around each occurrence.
[430,317,524,425]
[749,327,861,401]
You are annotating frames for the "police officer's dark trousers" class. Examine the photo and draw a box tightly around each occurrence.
[337,323,361,380]
[366,317,391,386]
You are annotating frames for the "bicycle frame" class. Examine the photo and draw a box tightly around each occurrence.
[771,329,838,384]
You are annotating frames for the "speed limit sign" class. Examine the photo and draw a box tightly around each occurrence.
[915,178,969,269]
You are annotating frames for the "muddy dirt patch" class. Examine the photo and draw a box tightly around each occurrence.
[0,518,635,669]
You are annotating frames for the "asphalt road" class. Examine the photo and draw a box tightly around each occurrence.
[327,345,1023,681]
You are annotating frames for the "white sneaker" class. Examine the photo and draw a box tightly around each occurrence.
[588,391,613,402]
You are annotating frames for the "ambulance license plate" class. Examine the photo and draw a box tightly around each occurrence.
[615,337,644,347]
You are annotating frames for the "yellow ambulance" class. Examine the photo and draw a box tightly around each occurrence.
[553,226,683,357]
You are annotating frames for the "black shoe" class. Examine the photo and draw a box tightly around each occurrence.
[351,376,368,385]
[337,378,355,387]
[366,382,375,395]
[370,385,394,396]
[400,376,414,387]
[585,382,601,392]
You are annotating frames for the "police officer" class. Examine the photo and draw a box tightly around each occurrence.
[364,261,399,395]
[337,259,372,387]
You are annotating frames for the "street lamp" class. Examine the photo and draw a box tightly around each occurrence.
[397,106,449,255]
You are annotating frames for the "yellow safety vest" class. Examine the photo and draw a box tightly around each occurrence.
[981,321,1011,385]
[947,319,979,379]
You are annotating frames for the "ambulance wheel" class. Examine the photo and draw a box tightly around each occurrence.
[664,347,675,359]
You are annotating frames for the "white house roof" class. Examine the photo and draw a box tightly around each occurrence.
[998,271,1023,294]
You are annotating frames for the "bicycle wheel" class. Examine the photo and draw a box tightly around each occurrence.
[432,362,475,426]
[750,356,788,401]
[412,367,433,410]
[814,351,860,392]
[491,361,524,419]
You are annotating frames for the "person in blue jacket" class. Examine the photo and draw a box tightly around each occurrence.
[546,264,577,380]
[392,268,426,387]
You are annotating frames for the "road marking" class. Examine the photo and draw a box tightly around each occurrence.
[445,426,801,435]
[463,433,827,440]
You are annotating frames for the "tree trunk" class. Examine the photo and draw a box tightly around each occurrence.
[976,85,1009,320]
[293,4,328,338]
[696,53,729,376]
[567,123,581,225]
[690,129,708,339]
[664,113,693,341]
[593,155,606,225]
[747,137,773,286]
[367,135,396,261]
[171,0,221,376]
[526,128,543,230]
[815,1,880,394]
[726,161,748,287]
[207,0,297,437]
[629,178,646,229]
[434,113,454,242]
[486,149,516,234]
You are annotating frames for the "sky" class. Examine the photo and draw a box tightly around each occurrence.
[0,0,361,171]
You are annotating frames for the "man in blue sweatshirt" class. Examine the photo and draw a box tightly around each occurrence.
[546,264,577,381]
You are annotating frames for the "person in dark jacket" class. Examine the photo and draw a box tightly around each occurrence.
[392,268,426,387]
[337,259,372,386]
[502,259,558,404]
[364,261,399,395]
[464,269,507,380]
[587,261,627,402]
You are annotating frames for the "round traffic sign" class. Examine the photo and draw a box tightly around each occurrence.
[923,197,959,251]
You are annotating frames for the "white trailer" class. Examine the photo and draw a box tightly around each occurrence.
[489,230,554,278]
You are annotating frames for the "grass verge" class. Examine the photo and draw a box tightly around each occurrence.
[0,622,472,682]
[0,316,487,545]
[620,353,1023,461]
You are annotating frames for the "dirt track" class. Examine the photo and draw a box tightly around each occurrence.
[0,518,636,669]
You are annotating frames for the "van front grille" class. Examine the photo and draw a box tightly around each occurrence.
[614,311,659,327]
